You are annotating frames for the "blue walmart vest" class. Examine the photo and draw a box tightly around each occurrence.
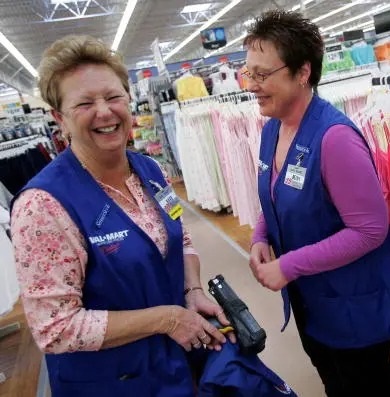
[18,147,193,397]
[258,95,390,349]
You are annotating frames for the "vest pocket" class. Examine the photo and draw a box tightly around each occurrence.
[305,295,353,345]
[347,289,390,345]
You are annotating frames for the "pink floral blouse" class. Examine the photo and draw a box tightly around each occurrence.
[11,172,196,354]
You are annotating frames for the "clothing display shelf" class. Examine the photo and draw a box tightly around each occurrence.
[147,76,181,178]
[175,90,266,227]
[0,135,51,159]
[372,75,390,86]
[317,64,386,117]
[179,89,253,106]
[169,59,246,80]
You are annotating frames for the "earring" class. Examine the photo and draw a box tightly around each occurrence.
[300,81,307,88]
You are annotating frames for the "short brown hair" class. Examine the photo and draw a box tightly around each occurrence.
[38,35,129,110]
[244,10,324,87]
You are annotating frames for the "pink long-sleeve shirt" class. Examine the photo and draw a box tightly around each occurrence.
[11,172,197,354]
[252,125,389,281]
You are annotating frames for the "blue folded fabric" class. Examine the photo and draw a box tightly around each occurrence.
[197,341,297,397]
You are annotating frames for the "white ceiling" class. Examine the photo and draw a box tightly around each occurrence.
[0,0,388,96]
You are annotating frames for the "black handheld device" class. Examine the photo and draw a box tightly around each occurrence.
[208,274,266,354]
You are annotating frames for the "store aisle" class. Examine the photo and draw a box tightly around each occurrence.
[182,202,325,397]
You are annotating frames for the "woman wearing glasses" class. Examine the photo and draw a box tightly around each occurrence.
[10,35,231,397]
[246,10,390,397]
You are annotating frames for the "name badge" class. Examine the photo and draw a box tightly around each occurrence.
[284,164,307,190]
[154,185,183,220]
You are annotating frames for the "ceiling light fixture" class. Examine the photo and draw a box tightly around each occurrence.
[164,0,244,62]
[50,0,86,3]
[181,3,213,14]
[244,18,255,27]
[363,25,375,32]
[291,0,315,12]
[321,3,390,33]
[313,1,362,23]
[0,32,38,78]
[111,0,138,51]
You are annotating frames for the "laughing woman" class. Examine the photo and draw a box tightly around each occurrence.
[10,35,229,397]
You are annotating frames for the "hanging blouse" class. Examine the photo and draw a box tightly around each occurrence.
[0,206,19,316]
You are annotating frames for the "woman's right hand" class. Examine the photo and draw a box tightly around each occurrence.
[249,241,271,278]
[165,306,227,352]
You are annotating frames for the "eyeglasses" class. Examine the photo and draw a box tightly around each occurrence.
[241,65,288,83]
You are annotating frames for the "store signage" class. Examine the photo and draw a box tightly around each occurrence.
[325,44,343,63]
[2,102,24,117]
[151,38,169,77]
[325,44,343,53]
[181,62,192,70]
[219,56,229,63]
[142,69,152,78]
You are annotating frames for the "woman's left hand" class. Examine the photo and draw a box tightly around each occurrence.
[252,259,288,291]
[185,289,236,347]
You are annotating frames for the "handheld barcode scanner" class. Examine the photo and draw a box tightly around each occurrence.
[208,274,267,355]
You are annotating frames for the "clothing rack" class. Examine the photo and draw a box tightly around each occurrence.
[0,135,46,151]
[372,76,390,86]
[179,90,254,106]
[319,72,372,86]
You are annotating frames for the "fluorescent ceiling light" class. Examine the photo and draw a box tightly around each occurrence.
[164,0,244,62]
[159,41,175,50]
[244,18,255,27]
[111,0,138,51]
[202,0,314,62]
[0,32,38,78]
[136,60,153,68]
[291,0,315,12]
[0,87,18,97]
[363,25,375,32]
[205,31,247,58]
[51,0,86,3]
[313,1,362,23]
[181,3,212,13]
[322,3,390,33]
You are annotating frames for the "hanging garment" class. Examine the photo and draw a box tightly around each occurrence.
[175,94,265,227]
[350,42,376,66]
[0,181,13,211]
[374,37,390,62]
[211,65,241,95]
[352,96,390,222]
[176,75,209,101]
[0,137,52,194]
[161,101,182,169]
[0,206,19,316]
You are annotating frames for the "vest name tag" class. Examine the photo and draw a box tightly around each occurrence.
[258,160,269,174]
[284,164,307,190]
[89,229,130,246]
